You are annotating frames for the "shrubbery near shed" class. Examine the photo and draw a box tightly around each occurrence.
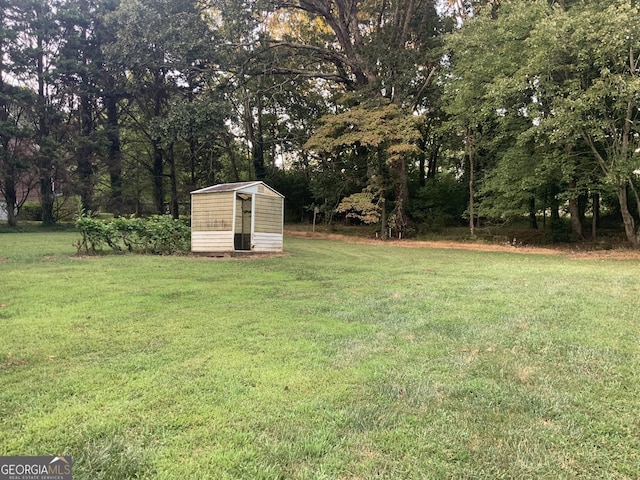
[75,213,190,255]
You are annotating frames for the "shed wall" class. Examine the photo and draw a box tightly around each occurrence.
[191,231,234,252]
[257,184,280,197]
[254,195,283,234]
[191,192,234,232]
[252,233,283,252]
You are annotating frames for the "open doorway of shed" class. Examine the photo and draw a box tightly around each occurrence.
[234,193,252,250]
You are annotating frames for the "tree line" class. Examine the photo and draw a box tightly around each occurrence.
[1,0,639,247]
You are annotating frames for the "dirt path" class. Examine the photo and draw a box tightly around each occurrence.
[285,230,640,260]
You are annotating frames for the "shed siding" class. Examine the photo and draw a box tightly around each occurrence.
[252,233,283,252]
[254,195,283,234]
[191,192,234,232]
[191,231,234,252]
[261,186,279,197]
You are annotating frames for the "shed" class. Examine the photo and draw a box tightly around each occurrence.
[190,181,284,253]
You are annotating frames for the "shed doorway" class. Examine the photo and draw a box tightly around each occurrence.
[234,194,252,250]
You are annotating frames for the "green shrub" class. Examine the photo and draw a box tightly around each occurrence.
[75,213,190,255]
[75,214,108,253]
[19,202,43,221]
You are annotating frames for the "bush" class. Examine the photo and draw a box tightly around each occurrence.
[75,214,108,253]
[409,175,467,230]
[19,202,43,221]
[75,213,190,255]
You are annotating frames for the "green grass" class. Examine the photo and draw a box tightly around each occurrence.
[1,231,639,479]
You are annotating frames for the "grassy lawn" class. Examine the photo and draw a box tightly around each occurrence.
[1,231,639,479]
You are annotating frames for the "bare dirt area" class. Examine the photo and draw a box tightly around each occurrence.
[285,230,640,260]
[191,251,291,260]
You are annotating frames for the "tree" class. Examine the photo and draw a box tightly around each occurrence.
[525,0,640,247]
[107,0,218,216]
[259,0,445,233]
[443,0,640,244]
[12,0,68,225]
[305,100,420,237]
[0,85,39,227]
[0,1,39,227]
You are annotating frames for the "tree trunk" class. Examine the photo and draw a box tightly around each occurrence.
[568,178,583,238]
[578,192,587,226]
[467,129,475,236]
[77,93,94,212]
[151,76,165,215]
[393,156,409,237]
[4,163,18,227]
[244,90,265,180]
[427,143,439,180]
[549,182,562,242]
[222,130,240,182]
[189,135,197,190]
[528,196,538,230]
[618,184,640,249]
[0,46,14,227]
[380,197,387,240]
[168,143,179,219]
[253,96,265,180]
[591,192,599,240]
[105,93,123,216]
[40,176,55,225]
[152,140,164,214]
[36,24,55,226]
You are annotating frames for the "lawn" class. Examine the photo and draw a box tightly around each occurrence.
[1,230,639,479]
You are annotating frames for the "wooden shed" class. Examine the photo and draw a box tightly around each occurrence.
[190,181,284,254]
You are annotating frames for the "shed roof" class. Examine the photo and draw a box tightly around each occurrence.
[191,181,283,197]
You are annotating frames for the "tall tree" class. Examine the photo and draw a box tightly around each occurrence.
[305,100,421,237]
[525,0,640,247]
[12,0,67,225]
[107,0,217,215]
[260,0,444,231]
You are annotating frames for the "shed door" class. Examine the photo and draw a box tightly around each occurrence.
[234,194,252,250]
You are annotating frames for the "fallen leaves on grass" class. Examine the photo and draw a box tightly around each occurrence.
[517,366,536,384]
[286,229,640,259]
[460,347,495,363]
[2,352,26,369]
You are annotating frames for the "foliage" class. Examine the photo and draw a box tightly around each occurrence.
[17,201,42,222]
[306,100,421,234]
[75,213,190,255]
[409,174,467,229]
[335,188,381,224]
[75,213,108,253]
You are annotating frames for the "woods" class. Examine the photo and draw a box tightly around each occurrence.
[1,0,639,246]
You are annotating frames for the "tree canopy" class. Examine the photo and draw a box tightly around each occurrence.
[1,0,638,247]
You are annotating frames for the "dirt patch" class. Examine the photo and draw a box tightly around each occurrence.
[285,230,640,260]
[2,353,26,369]
[0,257,6,263]
[562,249,640,260]
[191,251,291,260]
